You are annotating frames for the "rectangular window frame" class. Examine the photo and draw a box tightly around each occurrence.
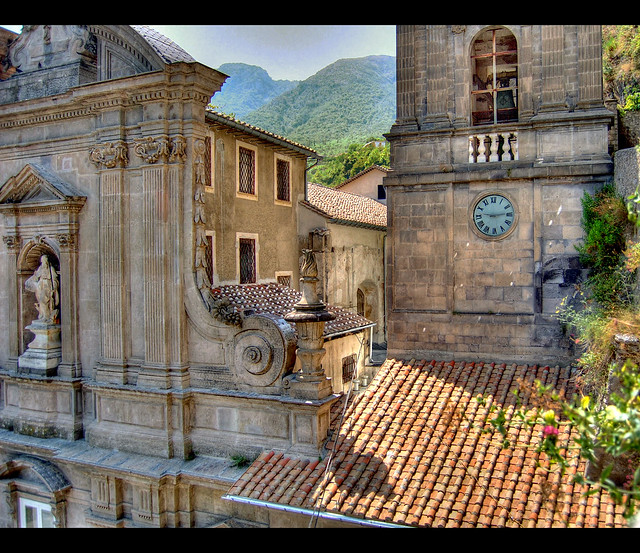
[237,233,259,284]
[205,133,215,193]
[342,354,357,383]
[205,230,216,286]
[18,497,55,528]
[236,141,258,199]
[274,154,292,205]
[275,270,293,288]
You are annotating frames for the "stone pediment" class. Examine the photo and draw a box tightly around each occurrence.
[0,164,85,208]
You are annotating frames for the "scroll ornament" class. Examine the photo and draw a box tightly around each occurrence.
[192,138,211,295]
[133,135,187,164]
[89,141,128,169]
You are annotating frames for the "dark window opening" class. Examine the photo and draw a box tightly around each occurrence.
[239,238,256,284]
[342,354,357,383]
[238,146,256,194]
[276,158,291,202]
[471,27,518,126]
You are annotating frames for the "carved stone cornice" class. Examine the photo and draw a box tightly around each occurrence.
[89,141,128,169]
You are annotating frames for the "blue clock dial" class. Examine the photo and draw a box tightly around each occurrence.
[473,194,515,237]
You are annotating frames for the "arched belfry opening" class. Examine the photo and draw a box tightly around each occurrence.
[471,26,518,126]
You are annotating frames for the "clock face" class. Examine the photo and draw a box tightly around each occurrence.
[472,193,516,238]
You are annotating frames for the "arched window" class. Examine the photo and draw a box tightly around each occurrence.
[357,288,365,317]
[471,27,518,126]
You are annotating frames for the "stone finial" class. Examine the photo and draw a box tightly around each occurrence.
[284,249,335,400]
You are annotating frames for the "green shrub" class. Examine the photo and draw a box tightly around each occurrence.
[576,184,635,309]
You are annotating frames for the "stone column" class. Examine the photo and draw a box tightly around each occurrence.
[284,249,335,400]
[91,141,130,384]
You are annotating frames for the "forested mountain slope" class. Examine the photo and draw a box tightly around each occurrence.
[240,55,396,157]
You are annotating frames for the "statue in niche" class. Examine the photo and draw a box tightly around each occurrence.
[25,255,60,324]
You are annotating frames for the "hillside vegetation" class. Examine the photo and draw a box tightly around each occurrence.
[603,25,640,110]
[243,55,395,157]
[213,63,299,120]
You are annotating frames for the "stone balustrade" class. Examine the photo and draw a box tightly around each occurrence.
[469,131,518,163]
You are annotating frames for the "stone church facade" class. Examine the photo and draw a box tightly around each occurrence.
[0,25,346,527]
[384,25,613,364]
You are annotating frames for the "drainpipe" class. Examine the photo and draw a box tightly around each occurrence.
[305,156,320,201]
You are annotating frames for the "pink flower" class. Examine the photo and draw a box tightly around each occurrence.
[543,425,559,437]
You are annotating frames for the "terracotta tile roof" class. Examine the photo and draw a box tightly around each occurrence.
[225,358,628,527]
[304,183,387,229]
[209,283,374,338]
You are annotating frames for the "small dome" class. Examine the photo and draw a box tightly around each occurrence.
[130,25,195,64]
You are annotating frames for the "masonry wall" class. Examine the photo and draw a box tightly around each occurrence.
[386,175,601,363]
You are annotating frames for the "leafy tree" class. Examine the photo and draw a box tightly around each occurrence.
[308,139,390,187]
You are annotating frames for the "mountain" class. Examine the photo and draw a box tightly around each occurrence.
[212,63,299,120]
[240,55,396,157]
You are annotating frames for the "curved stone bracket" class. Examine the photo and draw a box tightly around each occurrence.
[232,313,296,390]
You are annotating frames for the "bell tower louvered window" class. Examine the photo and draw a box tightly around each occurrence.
[471,27,518,126]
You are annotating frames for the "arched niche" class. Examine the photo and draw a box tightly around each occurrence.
[0,455,71,528]
[0,164,85,377]
[17,238,61,354]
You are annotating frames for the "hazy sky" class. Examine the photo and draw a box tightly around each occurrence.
[0,25,396,82]
[149,25,396,81]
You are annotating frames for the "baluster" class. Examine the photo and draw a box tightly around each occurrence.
[499,132,509,160]
[489,133,499,162]
[477,135,486,162]
[469,135,476,163]
[510,133,518,160]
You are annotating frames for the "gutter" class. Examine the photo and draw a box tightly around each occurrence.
[222,494,411,528]
[324,322,375,341]
[205,109,322,160]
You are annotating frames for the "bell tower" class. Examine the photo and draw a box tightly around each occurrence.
[385,25,613,363]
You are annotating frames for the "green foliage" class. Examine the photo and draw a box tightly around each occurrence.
[576,184,635,309]
[308,139,390,188]
[480,362,640,522]
[603,25,640,110]
[624,89,640,111]
[521,178,640,523]
[213,63,299,120]
[230,454,253,468]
